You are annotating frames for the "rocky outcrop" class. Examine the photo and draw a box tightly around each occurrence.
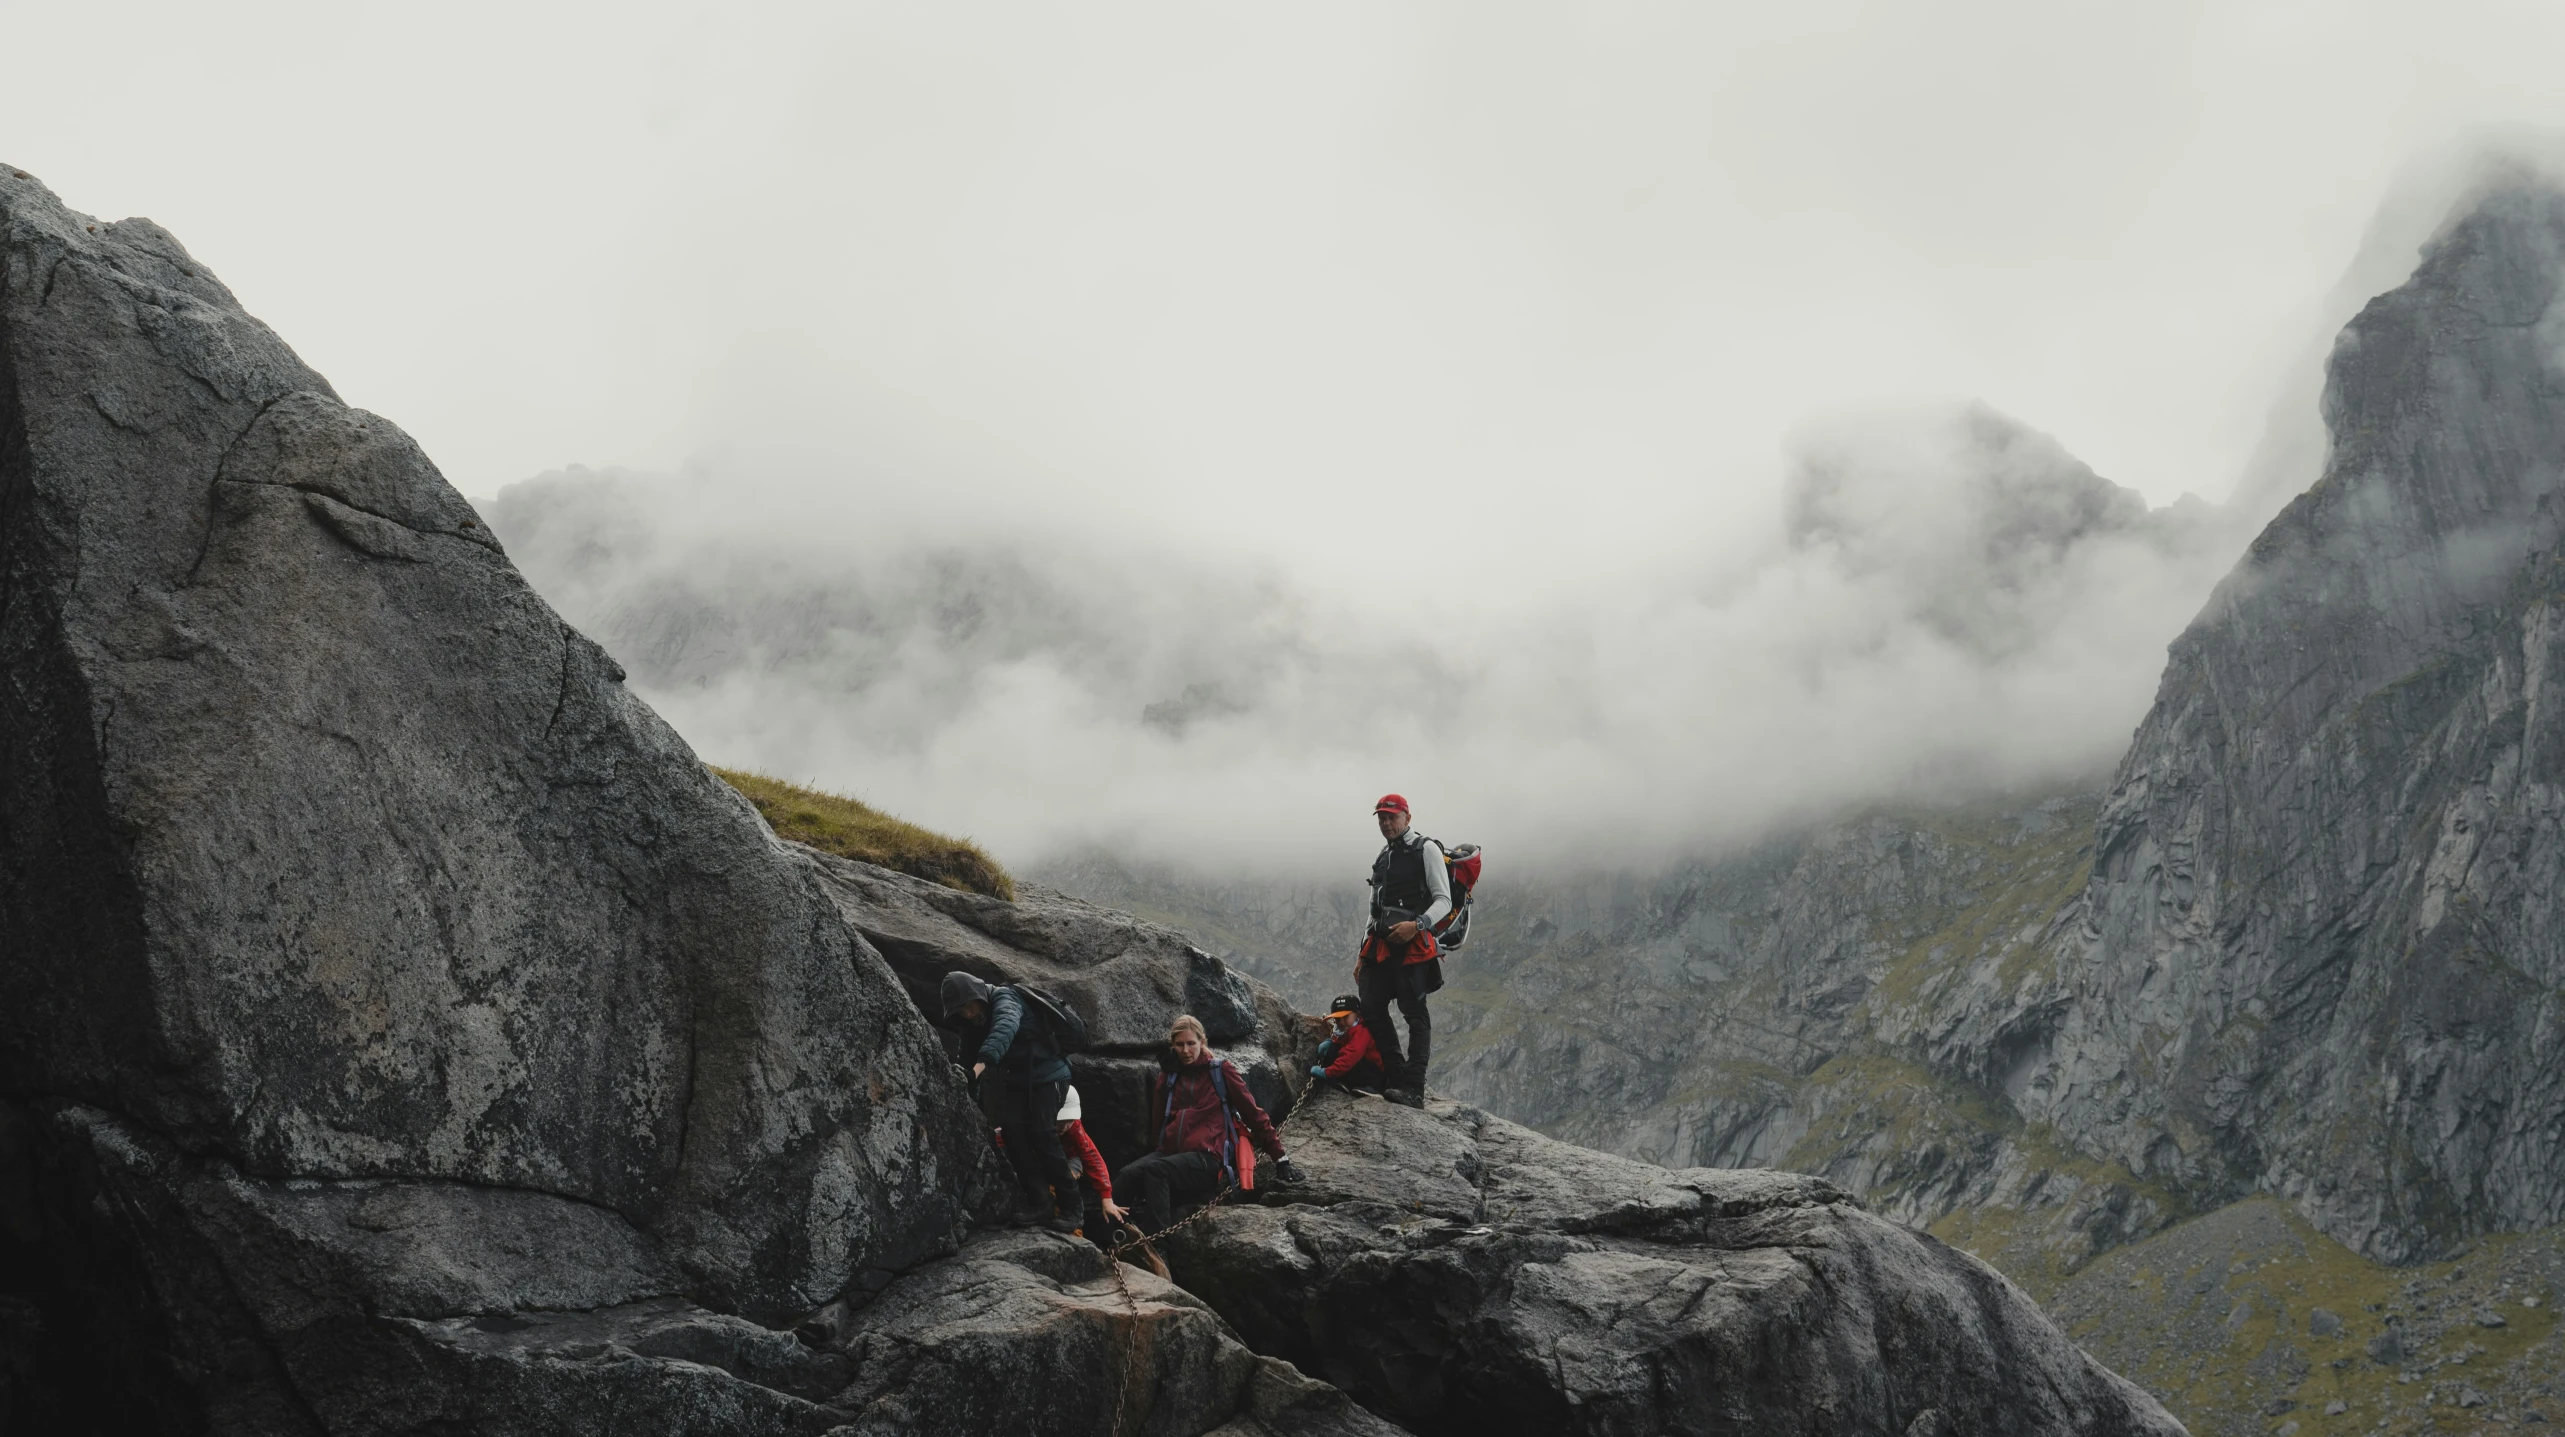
[0,164,2178,1434]
[0,165,1383,1436]
[6,1099,1389,1435]
[801,852,1320,1169]
[818,843,2192,1432]
[0,167,991,1326]
[1046,796,2182,1283]
[1164,1091,2183,1437]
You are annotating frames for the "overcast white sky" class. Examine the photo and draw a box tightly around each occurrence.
[12,2,2565,596]
[12,3,2565,865]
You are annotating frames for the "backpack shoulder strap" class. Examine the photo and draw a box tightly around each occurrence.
[1206,1060,1241,1184]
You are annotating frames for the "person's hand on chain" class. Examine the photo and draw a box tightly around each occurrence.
[1273,1155,1306,1184]
[1102,1197,1129,1223]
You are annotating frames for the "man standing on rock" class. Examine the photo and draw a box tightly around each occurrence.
[1361,794,1449,1108]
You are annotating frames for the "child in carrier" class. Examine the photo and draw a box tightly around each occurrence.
[1309,994,1388,1094]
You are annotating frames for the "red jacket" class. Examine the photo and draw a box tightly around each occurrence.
[1359,928,1440,966]
[990,1121,1114,1203]
[1064,1119,1112,1203]
[1151,1056,1285,1161]
[1322,1020,1382,1079]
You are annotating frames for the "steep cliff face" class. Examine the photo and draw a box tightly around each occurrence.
[2008,177,2565,1262]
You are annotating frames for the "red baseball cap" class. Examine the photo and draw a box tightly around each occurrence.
[1373,793,1410,816]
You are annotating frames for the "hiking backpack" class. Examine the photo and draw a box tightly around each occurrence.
[1155,1057,1258,1192]
[1011,984,1091,1054]
[1431,840,1483,951]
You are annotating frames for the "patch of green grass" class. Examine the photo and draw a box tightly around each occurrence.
[711,767,1015,901]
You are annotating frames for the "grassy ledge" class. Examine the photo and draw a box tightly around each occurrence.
[710,767,1015,901]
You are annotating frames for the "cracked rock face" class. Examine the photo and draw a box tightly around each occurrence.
[1163,1092,2185,1437]
[0,167,1021,1429]
[0,167,987,1324]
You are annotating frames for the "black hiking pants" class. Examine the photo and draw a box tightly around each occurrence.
[1358,958,1439,1081]
[996,1078,1073,1213]
[1119,1149,1225,1234]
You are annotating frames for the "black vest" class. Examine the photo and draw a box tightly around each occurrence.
[1370,836,1433,917]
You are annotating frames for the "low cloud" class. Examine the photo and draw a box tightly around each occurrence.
[491,400,2244,875]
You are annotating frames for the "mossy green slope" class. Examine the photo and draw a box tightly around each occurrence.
[711,768,1015,900]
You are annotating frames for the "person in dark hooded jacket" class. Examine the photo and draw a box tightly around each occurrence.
[942,970,1078,1229]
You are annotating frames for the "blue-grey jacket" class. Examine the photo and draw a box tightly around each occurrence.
[974,987,1074,1086]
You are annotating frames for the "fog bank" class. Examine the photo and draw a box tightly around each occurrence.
[493,401,2237,872]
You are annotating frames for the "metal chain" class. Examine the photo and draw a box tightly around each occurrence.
[1093,1065,1319,1433]
[1097,1183,1237,1437]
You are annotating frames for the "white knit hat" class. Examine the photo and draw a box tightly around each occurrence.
[1058,1085,1082,1122]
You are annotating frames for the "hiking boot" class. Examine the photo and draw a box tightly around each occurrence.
[1007,1198,1053,1228]
[1384,1086,1424,1109]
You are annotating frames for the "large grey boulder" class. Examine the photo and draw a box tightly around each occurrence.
[8,1098,1390,1436]
[0,165,985,1324]
[0,165,1390,1434]
[1162,1091,2186,1437]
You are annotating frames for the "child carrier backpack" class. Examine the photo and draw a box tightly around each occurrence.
[1432,841,1483,951]
[1012,984,1091,1054]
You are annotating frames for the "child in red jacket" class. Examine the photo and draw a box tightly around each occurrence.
[1057,1085,1127,1242]
[993,1085,1126,1240]
[1310,993,1388,1093]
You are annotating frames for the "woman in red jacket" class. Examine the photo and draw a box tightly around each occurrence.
[1122,1015,1304,1233]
